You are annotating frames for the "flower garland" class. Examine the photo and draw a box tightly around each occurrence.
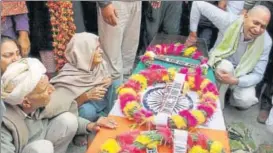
[100,127,225,153]
[140,43,209,75]
[117,64,219,130]
[47,1,76,71]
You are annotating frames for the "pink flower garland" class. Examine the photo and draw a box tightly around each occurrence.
[140,44,209,76]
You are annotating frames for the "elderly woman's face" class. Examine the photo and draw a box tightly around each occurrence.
[1,41,21,73]
[92,41,103,67]
[25,76,55,109]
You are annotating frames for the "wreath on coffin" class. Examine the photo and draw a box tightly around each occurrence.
[117,62,219,130]
[100,127,225,153]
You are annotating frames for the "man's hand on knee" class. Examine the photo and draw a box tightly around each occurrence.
[216,69,238,85]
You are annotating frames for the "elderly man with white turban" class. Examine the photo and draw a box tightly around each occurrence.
[1,58,78,153]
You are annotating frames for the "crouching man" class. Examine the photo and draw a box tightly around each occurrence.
[1,58,78,153]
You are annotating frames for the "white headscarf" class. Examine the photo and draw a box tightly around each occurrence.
[1,58,46,105]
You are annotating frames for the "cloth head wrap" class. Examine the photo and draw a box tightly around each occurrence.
[1,58,46,105]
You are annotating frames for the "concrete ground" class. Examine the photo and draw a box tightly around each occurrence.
[224,103,273,148]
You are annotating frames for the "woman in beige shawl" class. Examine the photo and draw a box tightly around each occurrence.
[50,32,119,145]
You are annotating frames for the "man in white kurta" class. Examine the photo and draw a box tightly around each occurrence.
[186,2,272,110]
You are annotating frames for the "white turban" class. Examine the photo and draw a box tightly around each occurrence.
[1,58,47,105]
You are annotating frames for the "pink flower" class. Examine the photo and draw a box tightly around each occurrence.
[205,83,219,95]
[124,80,142,92]
[167,43,175,54]
[179,110,198,128]
[140,70,154,85]
[201,58,208,64]
[156,126,173,144]
[179,67,188,74]
[140,109,153,117]
[203,100,217,109]
[175,45,184,55]
[146,46,153,51]
[192,51,202,59]
[133,110,145,123]
[195,66,202,75]
[117,130,140,146]
[119,94,137,109]
[161,44,167,54]
[149,64,165,70]
[193,74,203,91]
[140,55,150,63]
[197,104,215,118]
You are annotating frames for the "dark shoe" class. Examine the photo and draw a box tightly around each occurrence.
[257,109,270,124]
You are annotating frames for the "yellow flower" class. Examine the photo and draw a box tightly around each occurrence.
[202,92,218,101]
[123,101,141,119]
[171,115,187,129]
[186,76,195,89]
[135,135,152,145]
[162,74,170,82]
[118,87,137,97]
[175,42,182,46]
[145,51,156,59]
[200,79,210,89]
[183,47,197,57]
[210,141,223,153]
[189,146,209,153]
[155,44,162,48]
[182,82,190,96]
[187,76,195,84]
[189,82,195,89]
[147,141,160,149]
[101,139,121,153]
[197,90,202,96]
[130,74,148,91]
[191,110,206,124]
[168,67,177,80]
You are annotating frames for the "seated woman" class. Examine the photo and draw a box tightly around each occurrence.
[50,32,119,145]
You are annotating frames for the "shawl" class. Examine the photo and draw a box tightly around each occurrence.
[44,32,110,117]
[208,16,264,77]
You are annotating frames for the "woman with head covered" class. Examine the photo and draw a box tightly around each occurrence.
[50,32,119,145]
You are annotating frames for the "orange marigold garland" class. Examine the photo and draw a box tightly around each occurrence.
[47,1,76,71]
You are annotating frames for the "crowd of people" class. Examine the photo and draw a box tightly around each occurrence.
[1,1,273,153]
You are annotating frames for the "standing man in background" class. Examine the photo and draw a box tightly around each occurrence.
[97,1,141,81]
